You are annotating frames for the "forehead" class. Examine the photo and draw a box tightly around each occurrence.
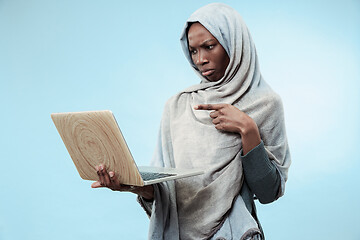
[187,22,217,46]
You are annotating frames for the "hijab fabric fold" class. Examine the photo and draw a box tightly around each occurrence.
[144,3,291,239]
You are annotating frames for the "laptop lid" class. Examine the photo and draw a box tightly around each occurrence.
[51,110,203,186]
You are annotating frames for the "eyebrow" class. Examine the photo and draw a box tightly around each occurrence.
[189,39,217,49]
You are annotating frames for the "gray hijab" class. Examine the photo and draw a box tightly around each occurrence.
[142,3,291,239]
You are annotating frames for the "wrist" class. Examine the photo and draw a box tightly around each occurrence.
[237,116,258,137]
[141,193,154,201]
[136,185,154,201]
[239,120,261,155]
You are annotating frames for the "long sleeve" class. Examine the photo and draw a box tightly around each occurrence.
[241,140,281,204]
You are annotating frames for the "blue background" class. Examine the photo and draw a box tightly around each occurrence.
[1,0,359,239]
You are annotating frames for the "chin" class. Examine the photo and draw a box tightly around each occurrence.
[207,75,221,82]
[206,71,226,82]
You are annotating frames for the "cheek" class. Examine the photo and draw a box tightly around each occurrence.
[220,54,230,71]
[214,49,229,69]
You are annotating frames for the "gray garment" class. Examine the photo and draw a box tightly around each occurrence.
[138,3,291,239]
[142,86,290,239]
[210,193,261,240]
[139,141,282,240]
[210,141,281,240]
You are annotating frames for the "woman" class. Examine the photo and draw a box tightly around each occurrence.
[92,3,291,240]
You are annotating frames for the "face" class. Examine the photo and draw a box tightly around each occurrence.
[187,22,230,82]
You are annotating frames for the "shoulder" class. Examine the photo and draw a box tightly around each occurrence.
[163,94,178,113]
[161,93,184,122]
[254,79,284,115]
[236,83,285,130]
[163,92,190,114]
[236,85,284,116]
[259,91,284,127]
[255,79,283,108]
[262,90,284,114]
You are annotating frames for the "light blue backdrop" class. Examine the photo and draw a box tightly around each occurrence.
[1,0,359,239]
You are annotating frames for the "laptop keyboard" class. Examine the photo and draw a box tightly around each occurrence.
[140,172,176,181]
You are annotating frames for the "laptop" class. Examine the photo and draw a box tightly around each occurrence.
[51,110,204,186]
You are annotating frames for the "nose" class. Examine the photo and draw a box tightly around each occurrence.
[194,50,209,66]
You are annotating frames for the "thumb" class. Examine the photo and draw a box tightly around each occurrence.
[91,181,102,188]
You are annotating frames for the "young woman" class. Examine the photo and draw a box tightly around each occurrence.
[92,3,291,239]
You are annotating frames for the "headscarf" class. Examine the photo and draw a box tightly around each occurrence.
[144,3,291,239]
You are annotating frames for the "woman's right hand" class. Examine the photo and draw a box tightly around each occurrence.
[91,164,154,200]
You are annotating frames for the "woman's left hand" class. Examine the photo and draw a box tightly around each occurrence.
[194,103,261,155]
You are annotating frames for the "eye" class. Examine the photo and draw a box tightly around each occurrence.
[189,49,197,55]
[206,45,214,50]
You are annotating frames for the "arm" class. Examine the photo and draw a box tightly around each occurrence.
[241,141,281,203]
[194,103,281,203]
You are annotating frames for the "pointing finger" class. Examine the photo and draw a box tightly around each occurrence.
[194,104,227,111]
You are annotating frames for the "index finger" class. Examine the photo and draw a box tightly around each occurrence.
[194,104,227,110]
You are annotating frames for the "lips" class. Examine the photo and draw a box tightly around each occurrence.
[201,69,215,77]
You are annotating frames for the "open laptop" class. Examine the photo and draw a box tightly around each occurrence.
[51,110,203,186]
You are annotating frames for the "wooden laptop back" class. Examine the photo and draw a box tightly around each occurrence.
[51,110,144,186]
